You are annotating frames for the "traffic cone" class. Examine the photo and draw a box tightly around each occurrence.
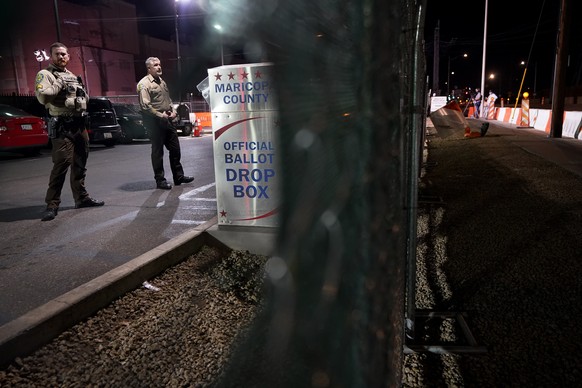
[193,119,202,137]
[464,125,482,138]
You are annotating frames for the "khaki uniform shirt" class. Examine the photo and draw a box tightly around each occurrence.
[35,63,86,117]
[137,74,174,118]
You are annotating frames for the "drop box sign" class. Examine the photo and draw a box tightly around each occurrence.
[208,63,279,227]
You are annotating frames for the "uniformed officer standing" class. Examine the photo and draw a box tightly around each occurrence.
[35,42,104,221]
[137,57,194,190]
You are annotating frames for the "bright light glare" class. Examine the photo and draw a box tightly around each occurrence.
[214,24,222,31]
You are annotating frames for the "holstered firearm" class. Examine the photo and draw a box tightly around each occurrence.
[48,116,87,139]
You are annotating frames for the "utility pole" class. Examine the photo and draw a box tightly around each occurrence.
[53,0,62,41]
[479,0,488,118]
[550,0,571,138]
[174,1,182,102]
[432,21,439,94]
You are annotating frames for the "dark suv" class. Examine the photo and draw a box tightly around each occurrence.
[87,98,122,147]
[113,103,148,143]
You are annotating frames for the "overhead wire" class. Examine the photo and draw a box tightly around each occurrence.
[513,0,546,109]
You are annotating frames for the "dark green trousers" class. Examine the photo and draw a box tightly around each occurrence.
[45,129,90,208]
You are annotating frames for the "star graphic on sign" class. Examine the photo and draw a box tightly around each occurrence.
[254,70,262,78]
[240,71,249,79]
[220,210,227,218]
[228,72,235,80]
[214,72,222,81]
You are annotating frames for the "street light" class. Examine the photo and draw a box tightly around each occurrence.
[489,72,501,97]
[489,73,495,93]
[174,0,190,102]
[447,53,467,97]
[213,24,224,66]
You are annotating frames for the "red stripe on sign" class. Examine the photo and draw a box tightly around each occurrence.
[214,117,263,140]
[233,207,279,221]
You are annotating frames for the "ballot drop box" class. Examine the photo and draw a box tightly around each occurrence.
[208,63,279,228]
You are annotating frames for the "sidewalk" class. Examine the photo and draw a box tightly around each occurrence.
[403,117,582,386]
[430,116,582,177]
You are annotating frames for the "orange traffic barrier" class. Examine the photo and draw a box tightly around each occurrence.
[195,112,212,128]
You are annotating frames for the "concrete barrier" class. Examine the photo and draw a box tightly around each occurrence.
[492,108,582,140]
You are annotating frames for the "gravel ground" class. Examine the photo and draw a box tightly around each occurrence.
[1,121,581,387]
[0,246,267,387]
[402,123,582,387]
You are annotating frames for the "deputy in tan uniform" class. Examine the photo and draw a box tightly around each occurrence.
[35,42,104,221]
[137,57,194,190]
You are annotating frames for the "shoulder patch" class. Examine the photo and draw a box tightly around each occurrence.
[35,73,44,85]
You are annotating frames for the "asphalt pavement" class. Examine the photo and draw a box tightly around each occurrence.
[0,134,217,326]
[402,116,582,386]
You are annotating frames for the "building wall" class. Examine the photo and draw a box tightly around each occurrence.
[1,0,139,96]
[137,35,180,98]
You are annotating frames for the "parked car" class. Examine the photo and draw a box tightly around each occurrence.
[0,104,48,155]
[87,98,122,147]
[113,104,148,143]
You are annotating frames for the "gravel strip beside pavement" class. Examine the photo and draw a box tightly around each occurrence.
[0,246,263,387]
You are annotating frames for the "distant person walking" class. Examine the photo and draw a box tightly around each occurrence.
[472,88,482,118]
[35,42,104,221]
[137,57,194,190]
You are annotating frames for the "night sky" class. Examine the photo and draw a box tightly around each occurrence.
[425,0,582,98]
[127,0,581,99]
[125,0,239,85]
[125,0,207,40]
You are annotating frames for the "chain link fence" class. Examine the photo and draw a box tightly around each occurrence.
[208,0,427,386]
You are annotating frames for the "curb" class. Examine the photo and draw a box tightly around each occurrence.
[0,216,219,367]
